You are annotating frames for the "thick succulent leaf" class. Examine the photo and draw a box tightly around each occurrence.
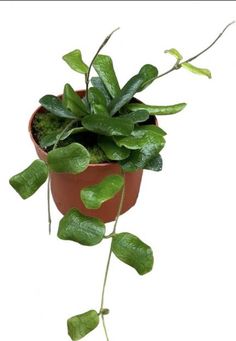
[47,143,90,174]
[121,110,149,123]
[63,84,88,117]
[112,232,154,275]
[81,115,134,136]
[58,208,105,246]
[136,124,167,136]
[182,62,212,78]
[9,160,48,199]
[127,102,187,115]
[144,154,163,171]
[98,136,130,160]
[88,87,109,115]
[67,310,99,341]
[93,55,120,98]
[120,136,165,172]
[114,128,165,150]
[81,175,124,209]
[91,77,111,105]
[39,95,78,119]
[138,64,158,91]
[109,75,144,116]
[165,48,183,61]
[63,49,88,74]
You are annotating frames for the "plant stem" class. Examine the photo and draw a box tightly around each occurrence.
[99,169,125,341]
[157,21,235,79]
[85,27,120,103]
[47,119,78,234]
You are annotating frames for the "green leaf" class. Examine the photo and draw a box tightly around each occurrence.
[109,64,158,115]
[121,110,149,123]
[182,62,212,78]
[93,55,120,98]
[119,132,165,171]
[88,87,109,115]
[98,136,130,160]
[138,64,158,91]
[9,160,48,199]
[114,127,165,150]
[112,232,154,275]
[48,143,90,174]
[81,115,134,136]
[63,84,88,117]
[67,310,99,341]
[144,154,163,172]
[39,95,78,119]
[58,208,105,246]
[165,48,183,61]
[91,77,111,105]
[109,74,144,116]
[40,127,86,148]
[81,175,124,209]
[63,49,89,74]
[127,102,187,115]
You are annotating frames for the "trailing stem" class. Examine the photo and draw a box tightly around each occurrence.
[99,169,125,341]
[47,119,77,234]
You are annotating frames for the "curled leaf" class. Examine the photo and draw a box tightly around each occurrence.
[81,175,124,209]
[165,48,183,61]
[9,160,48,199]
[127,102,187,115]
[47,143,90,174]
[112,232,154,275]
[58,208,105,246]
[63,49,89,74]
[182,62,212,78]
[67,310,99,341]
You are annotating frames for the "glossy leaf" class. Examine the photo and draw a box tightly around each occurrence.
[112,232,154,275]
[144,154,163,171]
[120,135,165,172]
[182,62,212,78]
[165,48,183,61]
[93,55,120,98]
[88,87,109,115]
[136,124,167,136]
[39,95,78,119]
[9,160,48,199]
[98,136,130,160]
[63,49,88,74]
[91,77,111,105]
[127,102,187,115]
[114,127,165,150]
[63,84,88,117]
[121,110,149,123]
[81,115,134,136]
[58,208,105,246]
[109,75,144,115]
[67,310,99,341]
[81,175,124,209]
[138,64,158,91]
[48,143,90,174]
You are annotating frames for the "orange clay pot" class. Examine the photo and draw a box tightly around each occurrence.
[29,90,144,223]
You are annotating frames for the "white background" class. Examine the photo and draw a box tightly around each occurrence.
[1,1,236,341]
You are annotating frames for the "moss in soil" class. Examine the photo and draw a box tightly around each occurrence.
[32,112,109,164]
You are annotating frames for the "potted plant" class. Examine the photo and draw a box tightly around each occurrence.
[9,23,233,341]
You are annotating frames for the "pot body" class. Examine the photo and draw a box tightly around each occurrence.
[29,91,143,222]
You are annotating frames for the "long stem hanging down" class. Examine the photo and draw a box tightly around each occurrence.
[47,119,78,234]
[85,27,120,103]
[99,169,125,341]
[157,21,235,79]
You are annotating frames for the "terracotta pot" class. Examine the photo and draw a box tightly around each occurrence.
[29,90,144,223]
